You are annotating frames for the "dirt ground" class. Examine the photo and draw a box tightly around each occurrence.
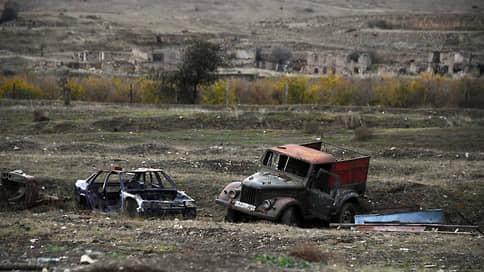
[0,99,483,271]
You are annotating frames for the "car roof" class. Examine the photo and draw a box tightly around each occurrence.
[269,144,336,164]
[127,168,165,173]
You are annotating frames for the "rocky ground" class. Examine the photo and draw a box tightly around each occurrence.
[0,99,483,271]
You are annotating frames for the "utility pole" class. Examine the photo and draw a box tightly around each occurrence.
[226,82,229,106]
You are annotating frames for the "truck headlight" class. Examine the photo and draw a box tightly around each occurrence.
[228,189,239,199]
[262,200,272,209]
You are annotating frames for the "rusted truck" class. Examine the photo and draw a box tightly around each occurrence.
[216,141,370,226]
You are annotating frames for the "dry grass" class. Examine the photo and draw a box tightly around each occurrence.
[289,244,331,263]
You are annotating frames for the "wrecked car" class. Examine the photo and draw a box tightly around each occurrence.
[74,167,196,219]
[0,170,41,208]
[216,141,370,226]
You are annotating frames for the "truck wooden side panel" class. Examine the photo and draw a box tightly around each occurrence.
[328,156,370,190]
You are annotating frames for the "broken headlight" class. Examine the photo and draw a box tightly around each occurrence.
[262,199,273,210]
[228,189,239,199]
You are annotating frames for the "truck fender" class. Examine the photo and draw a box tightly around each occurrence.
[334,191,360,214]
[218,182,241,202]
[265,197,300,219]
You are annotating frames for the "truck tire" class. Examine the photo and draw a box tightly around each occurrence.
[122,199,138,218]
[225,208,241,223]
[338,202,357,223]
[280,207,299,226]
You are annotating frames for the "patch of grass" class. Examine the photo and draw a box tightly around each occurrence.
[107,252,128,259]
[44,244,67,252]
[253,254,311,268]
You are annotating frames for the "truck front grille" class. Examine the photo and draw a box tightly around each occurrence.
[240,186,256,205]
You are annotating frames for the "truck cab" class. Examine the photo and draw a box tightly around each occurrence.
[216,141,370,225]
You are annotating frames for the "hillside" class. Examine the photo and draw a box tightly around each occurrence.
[0,0,483,78]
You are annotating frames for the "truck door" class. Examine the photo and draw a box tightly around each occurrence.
[306,164,333,221]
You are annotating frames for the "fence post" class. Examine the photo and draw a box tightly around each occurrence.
[12,83,16,99]
[130,83,133,104]
[226,82,229,106]
[285,83,288,104]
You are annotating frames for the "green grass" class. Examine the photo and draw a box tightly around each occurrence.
[253,254,312,268]
[44,244,67,252]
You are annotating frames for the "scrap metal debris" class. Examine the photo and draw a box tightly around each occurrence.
[330,209,479,233]
[0,170,68,209]
[0,170,41,208]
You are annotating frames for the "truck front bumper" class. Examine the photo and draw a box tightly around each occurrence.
[216,198,277,221]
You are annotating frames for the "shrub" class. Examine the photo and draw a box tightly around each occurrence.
[0,77,42,99]
[33,110,49,122]
[66,78,85,100]
[303,120,321,135]
[200,79,236,104]
[354,125,372,141]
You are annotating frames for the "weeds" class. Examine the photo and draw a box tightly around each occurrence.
[44,244,67,252]
[107,252,127,259]
[253,254,311,268]
[289,244,331,263]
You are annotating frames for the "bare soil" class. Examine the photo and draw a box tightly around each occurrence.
[0,99,483,271]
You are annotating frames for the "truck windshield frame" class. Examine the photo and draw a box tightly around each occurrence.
[262,150,310,179]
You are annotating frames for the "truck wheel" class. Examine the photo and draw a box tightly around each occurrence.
[281,207,299,226]
[122,199,138,218]
[225,208,240,223]
[338,202,357,223]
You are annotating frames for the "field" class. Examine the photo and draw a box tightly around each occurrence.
[0,99,483,271]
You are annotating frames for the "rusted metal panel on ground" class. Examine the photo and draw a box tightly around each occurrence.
[355,209,446,224]
[0,170,41,208]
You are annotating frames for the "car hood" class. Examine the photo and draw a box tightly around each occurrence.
[242,171,294,187]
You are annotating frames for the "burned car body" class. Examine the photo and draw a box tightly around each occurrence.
[75,168,196,218]
[216,141,370,225]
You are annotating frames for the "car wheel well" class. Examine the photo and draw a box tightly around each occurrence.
[122,198,138,218]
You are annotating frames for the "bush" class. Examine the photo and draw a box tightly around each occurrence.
[0,77,42,99]
[33,110,49,122]
[354,125,372,141]
[303,120,321,135]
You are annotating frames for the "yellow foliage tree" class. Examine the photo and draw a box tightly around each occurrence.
[200,80,236,104]
[0,77,42,99]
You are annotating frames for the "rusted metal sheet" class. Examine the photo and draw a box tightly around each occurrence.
[355,225,426,232]
[271,144,336,164]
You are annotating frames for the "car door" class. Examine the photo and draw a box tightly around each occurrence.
[305,164,333,221]
[100,171,122,212]
[85,171,107,211]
